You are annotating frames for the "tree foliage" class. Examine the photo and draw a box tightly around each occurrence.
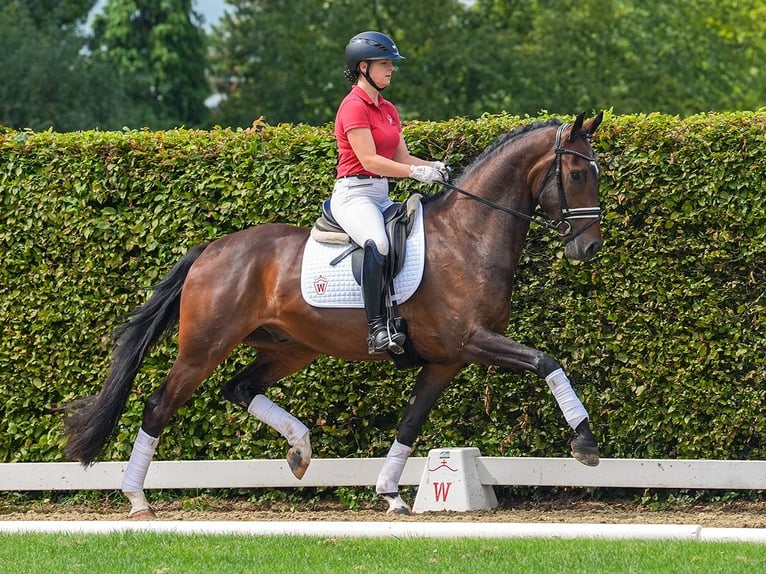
[0,1,121,131]
[0,0,209,130]
[208,0,766,126]
[1,1,765,133]
[90,0,210,128]
[6,0,95,25]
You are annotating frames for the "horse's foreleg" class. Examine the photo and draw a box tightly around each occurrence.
[464,330,599,466]
[378,363,462,515]
[248,394,311,478]
[222,347,319,479]
[545,368,588,432]
[546,368,599,466]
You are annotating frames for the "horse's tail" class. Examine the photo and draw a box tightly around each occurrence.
[63,243,209,465]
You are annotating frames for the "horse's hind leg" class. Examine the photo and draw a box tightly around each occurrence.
[378,362,463,515]
[121,354,220,518]
[222,344,319,479]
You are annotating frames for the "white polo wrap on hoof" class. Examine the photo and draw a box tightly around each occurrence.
[545,368,588,430]
[121,428,159,493]
[376,439,412,495]
[248,394,310,446]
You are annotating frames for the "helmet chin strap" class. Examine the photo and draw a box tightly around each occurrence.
[362,62,386,92]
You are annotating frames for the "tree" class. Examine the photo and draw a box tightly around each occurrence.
[91,0,210,128]
[207,0,353,127]
[207,0,766,127]
[0,0,138,131]
[207,0,475,127]
[6,0,96,26]
[473,0,766,116]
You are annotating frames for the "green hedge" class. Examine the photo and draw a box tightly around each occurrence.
[1,111,764,465]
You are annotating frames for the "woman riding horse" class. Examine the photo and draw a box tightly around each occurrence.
[331,31,449,354]
[63,111,604,517]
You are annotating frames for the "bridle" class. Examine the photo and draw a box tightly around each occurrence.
[441,122,601,244]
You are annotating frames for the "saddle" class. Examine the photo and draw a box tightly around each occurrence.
[310,193,422,285]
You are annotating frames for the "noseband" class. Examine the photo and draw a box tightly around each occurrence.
[442,122,600,244]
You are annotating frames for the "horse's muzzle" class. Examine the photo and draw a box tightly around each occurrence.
[565,237,603,261]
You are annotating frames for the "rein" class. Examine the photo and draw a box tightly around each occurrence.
[441,123,600,243]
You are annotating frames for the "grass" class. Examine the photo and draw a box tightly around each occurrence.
[0,532,764,574]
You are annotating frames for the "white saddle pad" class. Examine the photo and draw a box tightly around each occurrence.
[301,203,425,308]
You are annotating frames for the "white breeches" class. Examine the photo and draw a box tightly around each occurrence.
[330,177,393,255]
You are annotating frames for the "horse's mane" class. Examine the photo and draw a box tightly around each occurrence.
[420,118,563,204]
[463,118,563,179]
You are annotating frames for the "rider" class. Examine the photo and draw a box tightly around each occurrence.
[331,30,449,355]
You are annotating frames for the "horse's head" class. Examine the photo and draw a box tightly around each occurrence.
[535,111,604,261]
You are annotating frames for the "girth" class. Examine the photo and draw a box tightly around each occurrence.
[310,194,422,285]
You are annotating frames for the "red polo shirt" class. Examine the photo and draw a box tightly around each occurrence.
[335,85,402,178]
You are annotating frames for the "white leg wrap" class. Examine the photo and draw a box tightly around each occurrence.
[376,439,412,495]
[121,428,159,493]
[247,394,309,446]
[545,368,589,430]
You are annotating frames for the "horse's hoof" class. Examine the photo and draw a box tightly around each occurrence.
[287,433,312,479]
[287,447,310,479]
[381,493,411,515]
[124,491,156,519]
[571,435,600,467]
[128,506,156,520]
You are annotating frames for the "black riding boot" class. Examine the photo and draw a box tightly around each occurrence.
[362,240,405,354]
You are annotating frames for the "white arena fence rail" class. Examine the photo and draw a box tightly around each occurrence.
[1,457,765,492]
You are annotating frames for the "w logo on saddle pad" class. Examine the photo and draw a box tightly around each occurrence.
[300,202,426,308]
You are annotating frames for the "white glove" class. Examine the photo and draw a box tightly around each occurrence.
[409,164,448,184]
[431,161,451,182]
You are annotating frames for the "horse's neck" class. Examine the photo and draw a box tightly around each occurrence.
[428,179,532,277]
[456,147,541,264]
[460,159,535,231]
[426,133,551,303]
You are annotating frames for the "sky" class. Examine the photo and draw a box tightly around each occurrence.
[194,0,229,29]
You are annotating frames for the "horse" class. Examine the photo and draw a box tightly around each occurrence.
[63,111,604,517]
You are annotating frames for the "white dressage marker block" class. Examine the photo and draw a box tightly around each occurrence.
[412,448,498,513]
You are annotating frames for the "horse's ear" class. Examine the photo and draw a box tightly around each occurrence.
[568,112,586,142]
[585,111,604,136]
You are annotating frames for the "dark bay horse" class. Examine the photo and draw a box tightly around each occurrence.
[64,112,604,517]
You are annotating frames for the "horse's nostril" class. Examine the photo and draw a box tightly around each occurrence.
[584,240,603,260]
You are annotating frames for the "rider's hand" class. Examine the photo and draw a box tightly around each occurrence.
[431,161,451,182]
[409,164,448,184]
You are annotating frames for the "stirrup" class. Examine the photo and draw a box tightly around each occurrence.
[368,322,406,355]
[386,329,406,355]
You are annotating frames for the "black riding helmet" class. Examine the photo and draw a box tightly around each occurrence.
[344,31,405,91]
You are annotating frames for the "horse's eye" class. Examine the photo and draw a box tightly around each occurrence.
[570,171,583,182]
